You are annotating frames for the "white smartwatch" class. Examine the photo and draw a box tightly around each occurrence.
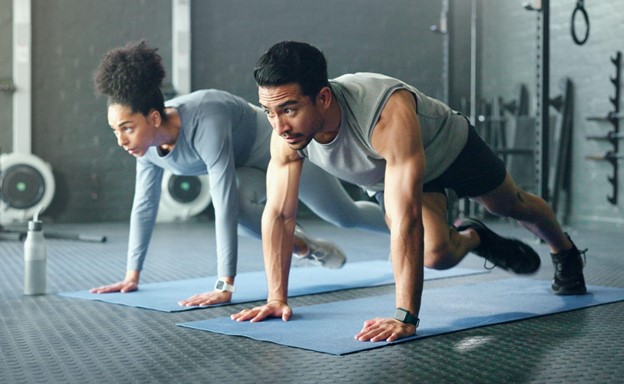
[214,279,235,293]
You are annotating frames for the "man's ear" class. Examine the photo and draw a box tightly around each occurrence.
[316,86,332,108]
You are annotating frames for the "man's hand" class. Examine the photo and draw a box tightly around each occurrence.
[178,291,232,307]
[355,317,416,343]
[230,300,291,322]
[89,280,138,294]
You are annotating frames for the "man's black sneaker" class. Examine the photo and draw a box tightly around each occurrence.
[455,218,541,274]
[551,235,587,295]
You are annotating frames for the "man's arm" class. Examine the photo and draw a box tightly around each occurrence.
[231,131,303,322]
[355,89,425,342]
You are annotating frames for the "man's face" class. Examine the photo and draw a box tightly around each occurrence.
[107,103,157,157]
[258,83,324,151]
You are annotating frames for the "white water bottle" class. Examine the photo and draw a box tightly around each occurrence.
[24,212,47,295]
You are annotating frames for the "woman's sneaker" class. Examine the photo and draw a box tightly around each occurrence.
[551,235,587,295]
[455,218,541,274]
[293,225,346,269]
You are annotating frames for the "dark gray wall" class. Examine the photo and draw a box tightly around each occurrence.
[31,0,172,222]
[0,0,12,153]
[479,1,624,229]
[190,0,446,106]
[7,0,623,227]
[448,0,472,113]
[480,2,537,106]
[3,0,447,223]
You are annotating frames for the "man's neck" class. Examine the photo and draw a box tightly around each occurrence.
[314,95,342,144]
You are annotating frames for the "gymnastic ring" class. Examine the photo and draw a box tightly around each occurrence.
[571,0,589,45]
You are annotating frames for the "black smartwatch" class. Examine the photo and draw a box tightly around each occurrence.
[393,307,420,327]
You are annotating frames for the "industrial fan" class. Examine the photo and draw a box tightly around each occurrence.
[0,152,55,225]
[156,171,211,222]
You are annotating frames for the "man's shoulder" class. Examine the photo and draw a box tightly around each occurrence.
[331,73,407,101]
[331,72,398,85]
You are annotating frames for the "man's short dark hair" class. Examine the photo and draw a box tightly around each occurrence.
[253,41,329,101]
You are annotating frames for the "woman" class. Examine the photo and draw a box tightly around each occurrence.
[89,41,388,306]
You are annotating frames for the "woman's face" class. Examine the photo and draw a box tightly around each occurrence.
[107,103,159,157]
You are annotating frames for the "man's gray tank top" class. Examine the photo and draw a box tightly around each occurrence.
[298,72,469,192]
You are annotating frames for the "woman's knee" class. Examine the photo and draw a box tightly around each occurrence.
[321,212,358,228]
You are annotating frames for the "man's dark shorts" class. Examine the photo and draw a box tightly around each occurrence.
[422,124,507,198]
[375,124,506,210]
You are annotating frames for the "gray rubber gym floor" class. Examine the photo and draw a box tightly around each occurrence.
[1,217,623,384]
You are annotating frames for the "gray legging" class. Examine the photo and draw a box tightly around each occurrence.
[235,162,389,239]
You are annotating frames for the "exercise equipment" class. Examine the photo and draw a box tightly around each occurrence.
[0,153,106,242]
[156,171,212,222]
[59,261,486,312]
[548,78,574,221]
[585,51,622,205]
[571,0,590,45]
[0,152,55,225]
[524,0,552,201]
[178,277,624,355]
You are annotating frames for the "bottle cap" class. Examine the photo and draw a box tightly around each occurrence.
[28,220,43,231]
[29,206,45,231]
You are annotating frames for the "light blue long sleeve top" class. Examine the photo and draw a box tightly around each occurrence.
[126,89,270,277]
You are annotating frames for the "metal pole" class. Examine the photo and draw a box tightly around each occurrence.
[469,0,477,126]
[536,0,550,200]
[172,0,192,95]
[431,0,450,104]
[441,0,449,104]
[12,0,32,154]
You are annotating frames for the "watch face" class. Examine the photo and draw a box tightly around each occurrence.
[215,280,234,292]
[394,308,408,322]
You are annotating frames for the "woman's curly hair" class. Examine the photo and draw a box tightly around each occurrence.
[94,40,166,117]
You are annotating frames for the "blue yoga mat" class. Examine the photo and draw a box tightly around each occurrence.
[178,278,624,355]
[59,260,485,312]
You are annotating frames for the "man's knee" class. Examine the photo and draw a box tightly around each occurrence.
[424,240,455,270]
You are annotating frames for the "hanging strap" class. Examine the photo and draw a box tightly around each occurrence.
[571,0,590,45]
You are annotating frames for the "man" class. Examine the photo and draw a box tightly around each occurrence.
[231,41,587,342]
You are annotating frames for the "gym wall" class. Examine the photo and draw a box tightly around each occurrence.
[1,0,447,223]
[2,0,623,228]
[480,1,624,228]
[190,0,445,106]
[1,0,173,223]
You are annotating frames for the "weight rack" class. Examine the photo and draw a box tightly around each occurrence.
[586,51,622,205]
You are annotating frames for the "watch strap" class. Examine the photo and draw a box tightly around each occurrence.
[393,307,420,327]
[214,279,236,293]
